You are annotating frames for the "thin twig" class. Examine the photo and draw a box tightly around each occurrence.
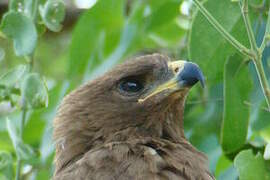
[244,101,270,112]
[253,59,270,109]
[15,108,27,180]
[191,0,254,58]
[260,7,270,51]
[241,0,259,53]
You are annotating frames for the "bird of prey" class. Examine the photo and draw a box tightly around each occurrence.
[53,54,213,180]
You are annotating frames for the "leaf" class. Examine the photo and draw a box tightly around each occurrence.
[68,0,124,84]
[221,55,252,153]
[21,73,49,109]
[39,0,65,32]
[145,1,181,31]
[234,150,270,180]
[9,0,24,12]
[0,12,37,56]
[0,65,28,87]
[215,154,232,177]
[9,0,38,18]
[0,151,13,180]
[189,0,250,83]
[0,48,5,62]
[6,118,35,161]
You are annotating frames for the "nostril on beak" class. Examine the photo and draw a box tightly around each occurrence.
[177,62,205,88]
[174,67,179,73]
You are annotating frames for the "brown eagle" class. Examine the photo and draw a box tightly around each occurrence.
[53,54,213,180]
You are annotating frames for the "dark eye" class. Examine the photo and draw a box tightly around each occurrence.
[119,79,144,93]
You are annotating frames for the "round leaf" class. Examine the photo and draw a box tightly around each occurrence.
[234,150,270,180]
[0,12,37,56]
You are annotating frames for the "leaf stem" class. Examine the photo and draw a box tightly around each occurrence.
[253,56,270,108]
[15,53,34,179]
[191,0,254,58]
[15,108,27,180]
[240,0,270,109]
[241,0,258,53]
[15,159,21,180]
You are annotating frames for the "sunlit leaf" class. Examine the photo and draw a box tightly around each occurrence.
[234,150,270,180]
[39,0,65,32]
[21,73,49,109]
[221,56,252,153]
[0,12,37,56]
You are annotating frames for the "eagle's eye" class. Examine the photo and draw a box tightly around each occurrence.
[119,78,144,94]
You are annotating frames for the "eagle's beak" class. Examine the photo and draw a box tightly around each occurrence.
[138,61,205,103]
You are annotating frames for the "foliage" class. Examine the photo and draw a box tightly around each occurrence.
[0,0,270,179]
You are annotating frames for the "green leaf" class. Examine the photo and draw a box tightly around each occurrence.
[0,12,37,56]
[39,0,65,32]
[189,0,250,82]
[0,151,12,170]
[9,0,24,12]
[251,102,270,132]
[215,154,232,177]
[0,151,13,180]
[221,56,252,153]
[6,118,35,160]
[21,73,48,109]
[234,150,270,180]
[9,0,39,18]
[0,48,5,62]
[0,65,28,87]
[145,1,181,31]
[69,0,124,83]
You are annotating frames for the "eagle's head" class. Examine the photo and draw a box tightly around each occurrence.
[53,54,205,173]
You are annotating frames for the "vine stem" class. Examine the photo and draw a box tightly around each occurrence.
[192,0,270,110]
[191,0,254,58]
[15,54,34,180]
[241,0,258,52]
[241,0,270,108]
[15,109,27,180]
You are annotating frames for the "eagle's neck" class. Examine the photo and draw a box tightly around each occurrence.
[54,96,187,174]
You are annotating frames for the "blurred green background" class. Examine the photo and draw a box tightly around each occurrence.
[0,0,270,179]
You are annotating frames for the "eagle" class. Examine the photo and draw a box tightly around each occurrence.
[53,54,213,180]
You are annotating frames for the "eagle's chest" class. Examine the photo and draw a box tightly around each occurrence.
[56,140,213,180]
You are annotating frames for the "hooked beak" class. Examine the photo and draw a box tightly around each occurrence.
[138,60,205,103]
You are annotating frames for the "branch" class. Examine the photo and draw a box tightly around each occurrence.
[239,0,270,109]
[191,0,254,58]
[241,0,258,53]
